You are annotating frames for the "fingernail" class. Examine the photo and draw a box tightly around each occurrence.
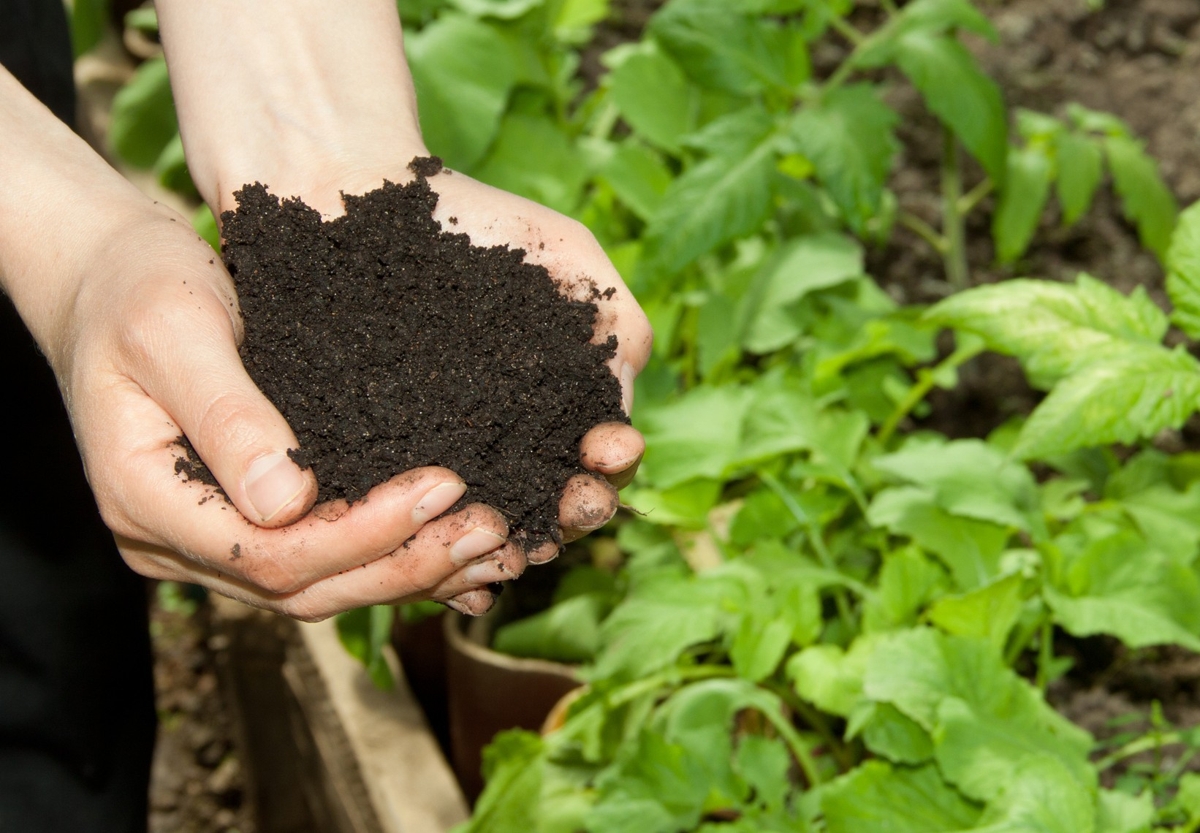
[620,362,635,416]
[443,588,497,617]
[411,481,467,523]
[245,452,307,522]
[450,528,506,565]
[464,557,515,586]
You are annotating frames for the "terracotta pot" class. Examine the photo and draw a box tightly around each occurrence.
[442,611,581,802]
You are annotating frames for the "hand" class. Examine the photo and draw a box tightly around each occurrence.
[156,0,652,582]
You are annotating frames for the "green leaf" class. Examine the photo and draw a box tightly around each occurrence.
[192,204,220,253]
[730,615,792,683]
[1115,481,1200,564]
[971,755,1095,833]
[406,14,520,170]
[1166,200,1200,340]
[636,385,752,488]
[863,546,948,634]
[926,274,1170,389]
[1105,134,1178,260]
[642,118,779,276]
[472,113,586,214]
[893,33,1008,183]
[450,0,542,18]
[819,761,981,833]
[462,731,546,833]
[597,141,673,222]
[993,145,1053,263]
[926,573,1025,653]
[1095,789,1154,833]
[862,630,1093,801]
[592,577,727,680]
[1056,133,1104,226]
[606,46,696,154]
[109,57,178,169]
[335,605,395,690]
[786,85,899,236]
[492,593,606,663]
[153,132,196,197]
[868,487,1009,590]
[1045,531,1200,652]
[734,735,790,812]
[858,702,935,764]
[872,439,1041,533]
[1014,344,1200,461]
[786,637,878,717]
[649,2,809,95]
[72,0,111,57]
[740,233,864,354]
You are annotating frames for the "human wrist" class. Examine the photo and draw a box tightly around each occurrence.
[156,0,429,217]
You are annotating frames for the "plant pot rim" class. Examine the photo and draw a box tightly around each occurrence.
[442,609,580,680]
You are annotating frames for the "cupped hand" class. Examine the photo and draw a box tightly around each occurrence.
[258,162,654,566]
[50,199,519,620]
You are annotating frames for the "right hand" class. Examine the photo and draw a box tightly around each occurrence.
[45,199,519,619]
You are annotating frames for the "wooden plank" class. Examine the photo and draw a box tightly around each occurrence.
[294,619,471,833]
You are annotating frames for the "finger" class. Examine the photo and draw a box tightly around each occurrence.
[117,501,511,621]
[558,473,619,543]
[526,540,561,566]
[443,588,500,617]
[580,422,644,490]
[116,265,316,527]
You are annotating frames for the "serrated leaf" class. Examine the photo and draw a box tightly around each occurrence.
[1056,132,1104,226]
[649,2,809,95]
[893,33,1008,183]
[636,385,752,488]
[1167,200,1200,339]
[109,57,178,169]
[787,85,900,235]
[406,14,519,170]
[461,731,546,833]
[994,145,1053,263]
[819,761,981,833]
[740,233,864,353]
[1106,134,1178,260]
[1014,344,1200,461]
[642,116,779,275]
[926,273,1169,389]
[492,593,606,663]
[786,639,875,718]
[872,439,1040,532]
[606,46,696,154]
[1045,530,1200,652]
[1095,789,1154,833]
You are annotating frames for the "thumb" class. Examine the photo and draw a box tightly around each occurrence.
[125,280,317,527]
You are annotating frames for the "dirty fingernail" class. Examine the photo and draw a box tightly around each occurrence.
[442,588,497,617]
[450,528,507,565]
[463,557,515,586]
[245,452,307,522]
[620,362,636,416]
[412,481,467,523]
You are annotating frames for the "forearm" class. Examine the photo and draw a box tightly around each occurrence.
[0,66,151,363]
[156,0,428,217]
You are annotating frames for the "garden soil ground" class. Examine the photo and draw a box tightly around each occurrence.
[149,0,1200,824]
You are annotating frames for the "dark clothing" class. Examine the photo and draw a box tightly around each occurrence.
[0,2,157,830]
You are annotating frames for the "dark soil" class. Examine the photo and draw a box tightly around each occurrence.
[214,157,625,547]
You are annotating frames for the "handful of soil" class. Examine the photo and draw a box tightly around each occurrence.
[209,157,626,548]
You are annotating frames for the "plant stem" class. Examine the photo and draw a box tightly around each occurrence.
[879,0,899,14]
[828,15,866,47]
[1035,617,1054,690]
[765,680,855,773]
[877,338,984,446]
[898,211,948,254]
[759,471,857,632]
[957,177,995,216]
[940,127,970,290]
[1095,730,1193,772]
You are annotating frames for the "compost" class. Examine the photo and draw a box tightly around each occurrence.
[204,157,625,547]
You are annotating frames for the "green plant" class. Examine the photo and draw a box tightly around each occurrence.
[83,0,1200,827]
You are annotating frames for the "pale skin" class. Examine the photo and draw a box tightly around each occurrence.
[0,0,651,621]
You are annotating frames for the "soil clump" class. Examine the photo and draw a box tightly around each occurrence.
[207,158,625,548]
